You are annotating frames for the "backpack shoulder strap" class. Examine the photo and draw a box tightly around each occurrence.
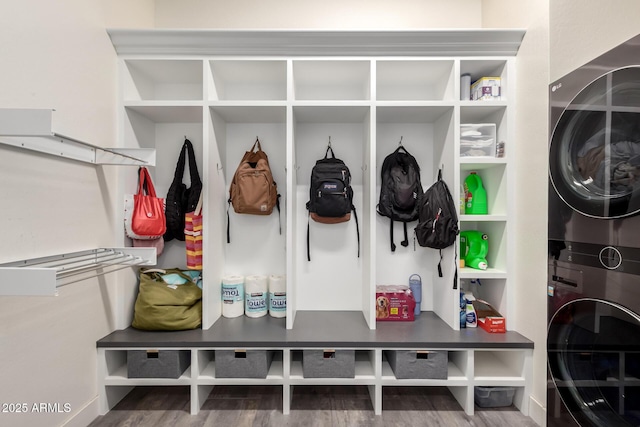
[353,205,360,258]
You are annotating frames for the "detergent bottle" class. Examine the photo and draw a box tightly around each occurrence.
[460,230,489,270]
[464,172,488,214]
[464,292,478,328]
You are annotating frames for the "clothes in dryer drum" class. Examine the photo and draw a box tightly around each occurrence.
[549,66,640,219]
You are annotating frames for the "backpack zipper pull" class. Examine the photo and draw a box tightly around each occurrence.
[432,208,442,232]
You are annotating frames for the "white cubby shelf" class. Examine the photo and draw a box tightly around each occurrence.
[100,28,530,418]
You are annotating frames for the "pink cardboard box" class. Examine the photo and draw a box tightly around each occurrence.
[376,285,416,321]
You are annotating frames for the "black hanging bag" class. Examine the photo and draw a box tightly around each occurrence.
[377,144,423,252]
[164,139,203,242]
[415,169,459,277]
[306,143,360,261]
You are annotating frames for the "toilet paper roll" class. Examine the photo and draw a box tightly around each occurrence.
[245,275,268,318]
[268,275,286,318]
[222,275,244,318]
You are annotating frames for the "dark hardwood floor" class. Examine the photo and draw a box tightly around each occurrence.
[89,385,540,426]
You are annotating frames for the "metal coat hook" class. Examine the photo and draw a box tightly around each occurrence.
[399,136,403,147]
[328,136,332,148]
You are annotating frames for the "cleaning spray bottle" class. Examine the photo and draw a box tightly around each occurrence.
[460,291,467,328]
[464,172,488,215]
[464,292,477,328]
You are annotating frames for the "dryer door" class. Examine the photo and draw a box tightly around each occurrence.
[549,67,640,218]
[548,298,640,426]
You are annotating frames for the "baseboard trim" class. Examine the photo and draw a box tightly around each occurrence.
[61,396,99,427]
[528,395,546,427]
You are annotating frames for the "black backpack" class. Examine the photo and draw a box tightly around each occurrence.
[306,144,360,261]
[415,169,459,276]
[377,145,423,252]
[164,139,202,242]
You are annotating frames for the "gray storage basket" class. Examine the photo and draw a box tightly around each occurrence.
[474,386,516,407]
[127,350,190,379]
[215,350,275,378]
[386,350,448,379]
[302,349,355,378]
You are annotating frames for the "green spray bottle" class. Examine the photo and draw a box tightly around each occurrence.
[464,172,488,215]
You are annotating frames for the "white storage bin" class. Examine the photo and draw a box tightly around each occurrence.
[460,123,496,157]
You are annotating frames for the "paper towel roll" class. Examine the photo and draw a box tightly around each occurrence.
[460,73,471,101]
[268,274,286,318]
[222,275,244,318]
[245,275,268,318]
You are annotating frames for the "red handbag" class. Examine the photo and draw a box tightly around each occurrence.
[132,167,167,238]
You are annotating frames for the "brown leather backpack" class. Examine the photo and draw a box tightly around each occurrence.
[227,138,280,242]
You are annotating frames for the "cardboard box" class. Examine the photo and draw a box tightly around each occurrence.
[471,77,501,101]
[473,299,506,333]
[375,285,416,321]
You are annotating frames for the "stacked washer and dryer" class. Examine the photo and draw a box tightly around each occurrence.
[548,35,640,426]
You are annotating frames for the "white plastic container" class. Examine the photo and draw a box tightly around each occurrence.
[474,386,515,407]
[460,123,496,157]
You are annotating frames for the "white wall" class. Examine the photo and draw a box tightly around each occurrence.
[0,2,153,427]
[550,0,640,82]
[154,0,483,28]
[1,1,585,426]
[482,2,549,426]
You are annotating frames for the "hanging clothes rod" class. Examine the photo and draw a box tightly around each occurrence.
[0,248,156,296]
[56,253,141,278]
[7,248,125,269]
[57,258,149,288]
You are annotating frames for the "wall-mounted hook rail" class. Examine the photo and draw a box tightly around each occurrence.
[0,248,156,296]
[0,109,155,166]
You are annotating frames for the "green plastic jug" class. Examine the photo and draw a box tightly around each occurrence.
[464,172,488,215]
[460,230,489,270]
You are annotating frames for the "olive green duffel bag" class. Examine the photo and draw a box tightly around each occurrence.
[132,268,202,331]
